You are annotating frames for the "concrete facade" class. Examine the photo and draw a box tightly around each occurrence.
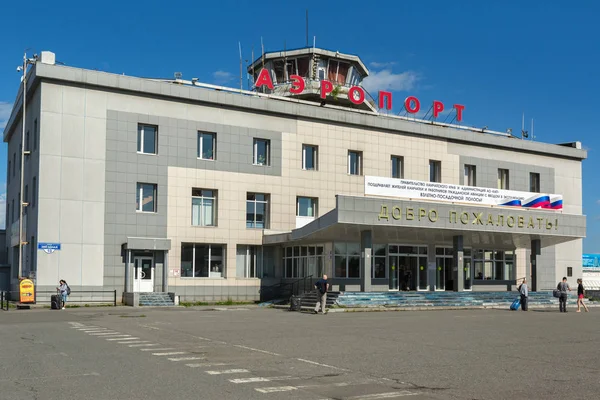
[2,58,586,302]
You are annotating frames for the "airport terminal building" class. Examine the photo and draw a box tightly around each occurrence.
[2,49,586,303]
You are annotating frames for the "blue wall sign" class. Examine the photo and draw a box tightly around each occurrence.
[583,253,600,268]
[38,243,61,254]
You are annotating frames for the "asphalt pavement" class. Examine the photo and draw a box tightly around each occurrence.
[0,305,598,400]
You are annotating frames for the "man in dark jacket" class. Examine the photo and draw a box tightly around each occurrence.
[313,274,329,315]
[557,277,571,313]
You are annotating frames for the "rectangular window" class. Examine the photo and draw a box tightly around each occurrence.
[12,153,16,177]
[26,131,30,152]
[246,193,269,229]
[334,242,361,278]
[429,160,441,183]
[30,236,36,273]
[237,245,259,278]
[192,189,216,227]
[464,164,476,186]
[297,196,317,217]
[137,124,158,155]
[181,243,225,278]
[33,119,38,151]
[24,185,28,205]
[136,183,157,212]
[530,172,540,193]
[348,151,362,175]
[283,245,324,278]
[391,156,404,179]
[567,267,573,277]
[11,200,14,222]
[253,138,270,166]
[197,132,216,160]
[473,249,514,281]
[373,244,387,279]
[498,169,509,190]
[32,177,36,208]
[302,144,318,170]
[7,161,10,184]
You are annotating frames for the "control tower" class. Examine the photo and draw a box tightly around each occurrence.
[248,47,375,111]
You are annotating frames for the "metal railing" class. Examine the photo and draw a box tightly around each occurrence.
[259,275,314,302]
[0,290,118,310]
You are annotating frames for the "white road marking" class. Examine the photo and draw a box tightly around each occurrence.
[167,356,206,362]
[296,358,349,371]
[230,376,296,384]
[118,341,150,344]
[186,363,230,368]
[88,332,120,336]
[255,386,298,393]
[234,344,281,356]
[152,352,187,356]
[129,343,160,348]
[346,391,419,399]
[140,348,174,352]
[107,337,139,341]
[205,369,249,375]
[79,329,108,332]
[296,379,378,389]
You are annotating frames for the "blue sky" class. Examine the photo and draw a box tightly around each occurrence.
[0,0,598,251]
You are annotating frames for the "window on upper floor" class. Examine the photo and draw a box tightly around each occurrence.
[246,193,269,229]
[429,160,441,183]
[12,153,16,178]
[137,124,158,155]
[25,131,30,152]
[33,119,38,151]
[192,189,217,227]
[297,196,317,217]
[391,156,404,179]
[7,161,10,184]
[253,138,270,166]
[302,144,318,170]
[498,169,510,190]
[348,150,362,175]
[530,173,540,193]
[32,177,37,208]
[136,183,157,213]
[464,164,476,186]
[197,132,216,160]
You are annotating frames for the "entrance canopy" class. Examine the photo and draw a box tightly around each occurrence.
[264,195,586,249]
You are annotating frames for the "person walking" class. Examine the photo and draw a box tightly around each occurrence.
[576,278,589,313]
[313,274,329,315]
[518,279,529,311]
[557,277,571,313]
[57,280,69,310]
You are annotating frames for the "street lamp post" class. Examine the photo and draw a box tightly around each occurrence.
[17,52,36,280]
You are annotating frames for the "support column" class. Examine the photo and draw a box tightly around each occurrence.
[530,239,541,292]
[124,249,131,293]
[453,235,464,292]
[162,251,169,292]
[360,230,373,292]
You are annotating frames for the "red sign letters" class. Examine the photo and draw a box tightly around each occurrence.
[254,68,465,122]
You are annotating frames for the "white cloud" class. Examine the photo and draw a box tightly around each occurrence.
[212,70,235,84]
[596,199,600,205]
[362,70,419,93]
[0,101,12,130]
[369,61,396,69]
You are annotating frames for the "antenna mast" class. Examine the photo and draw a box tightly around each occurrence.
[306,9,309,47]
[239,42,243,91]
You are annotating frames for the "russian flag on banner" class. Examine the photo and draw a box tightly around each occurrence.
[499,199,522,207]
[550,196,563,210]
[522,195,551,209]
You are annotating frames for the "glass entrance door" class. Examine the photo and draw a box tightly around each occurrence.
[464,258,473,290]
[134,257,154,293]
[389,255,399,290]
